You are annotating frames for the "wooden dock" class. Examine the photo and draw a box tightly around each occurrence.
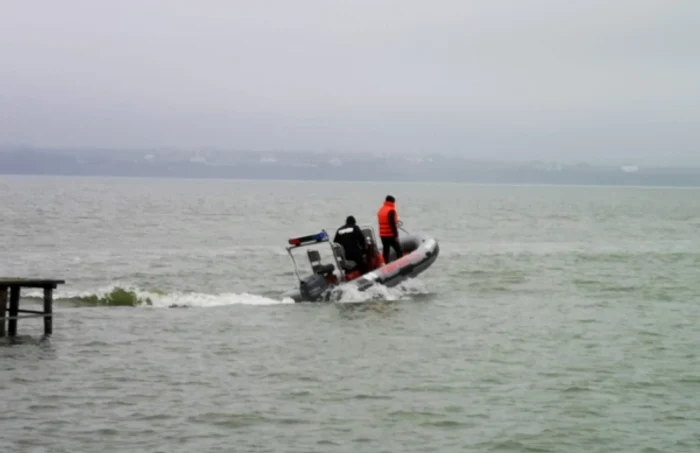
[0,278,66,338]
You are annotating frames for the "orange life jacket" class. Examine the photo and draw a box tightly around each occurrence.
[377,200,399,238]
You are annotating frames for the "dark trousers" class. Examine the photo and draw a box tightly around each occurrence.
[381,236,403,264]
[346,252,368,274]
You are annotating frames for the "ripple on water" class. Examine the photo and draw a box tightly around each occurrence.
[3,180,700,452]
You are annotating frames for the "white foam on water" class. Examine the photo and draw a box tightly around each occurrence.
[333,278,428,304]
[145,291,295,308]
[22,284,294,307]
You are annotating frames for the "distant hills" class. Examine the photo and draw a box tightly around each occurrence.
[1,147,700,187]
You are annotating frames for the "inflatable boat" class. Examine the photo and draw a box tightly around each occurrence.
[282,225,439,303]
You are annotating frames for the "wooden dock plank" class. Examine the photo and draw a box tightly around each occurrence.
[0,278,66,289]
[0,287,6,337]
[0,313,51,320]
[8,286,19,336]
[44,287,53,335]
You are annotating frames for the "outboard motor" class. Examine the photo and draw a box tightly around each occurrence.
[299,274,329,301]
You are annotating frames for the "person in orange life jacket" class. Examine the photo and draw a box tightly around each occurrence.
[376,195,403,264]
[333,215,368,274]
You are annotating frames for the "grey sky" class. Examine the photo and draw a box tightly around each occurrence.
[1,0,698,164]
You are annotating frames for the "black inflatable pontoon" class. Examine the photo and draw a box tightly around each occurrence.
[282,225,440,303]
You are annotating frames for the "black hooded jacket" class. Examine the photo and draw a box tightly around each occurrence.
[333,223,367,259]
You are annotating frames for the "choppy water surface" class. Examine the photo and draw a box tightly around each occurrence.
[2,176,700,452]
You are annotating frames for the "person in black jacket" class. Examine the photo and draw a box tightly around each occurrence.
[333,215,368,274]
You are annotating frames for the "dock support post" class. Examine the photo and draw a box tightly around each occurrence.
[0,287,6,338]
[43,286,53,336]
[8,285,20,337]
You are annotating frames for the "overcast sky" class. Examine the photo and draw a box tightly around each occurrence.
[1,0,698,164]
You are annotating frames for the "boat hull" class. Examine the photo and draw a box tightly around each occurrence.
[283,232,439,303]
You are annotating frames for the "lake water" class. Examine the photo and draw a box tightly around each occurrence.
[1,175,700,452]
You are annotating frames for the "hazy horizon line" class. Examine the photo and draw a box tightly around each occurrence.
[2,172,700,191]
[1,143,695,167]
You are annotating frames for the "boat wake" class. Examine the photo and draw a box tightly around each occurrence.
[18,280,429,308]
[20,285,291,308]
[328,278,428,304]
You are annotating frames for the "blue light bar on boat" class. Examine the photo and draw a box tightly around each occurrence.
[288,231,328,246]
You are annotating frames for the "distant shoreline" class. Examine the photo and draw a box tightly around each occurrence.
[2,172,700,189]
[2,148,700,188]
